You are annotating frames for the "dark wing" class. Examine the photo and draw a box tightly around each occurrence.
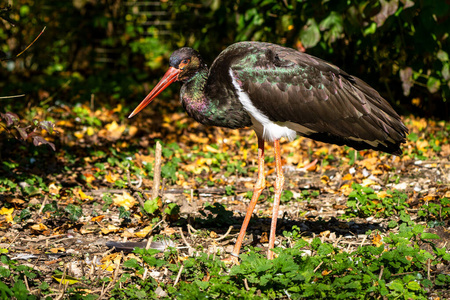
[229,42,408,155]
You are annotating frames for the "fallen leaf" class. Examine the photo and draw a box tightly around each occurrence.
[113,192,137,210]
[372,233,383,247]
[48,183,62,195]
[135,225,153,238]
[31,223,48,231]
[0,207,14,215]
[52,275,80,285]
[82,173,96,184]
[49,247,65,253]
[161,227,177,236]
[101,253,122,272]
[76,189,93,201]
[105,172,120,183]
[91,215,105,222]
[260,232,269,243]
[101,224,121,234]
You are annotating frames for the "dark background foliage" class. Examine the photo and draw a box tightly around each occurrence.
[1,0,449,119]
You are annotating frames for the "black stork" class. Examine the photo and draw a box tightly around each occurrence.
[128,41,408,260]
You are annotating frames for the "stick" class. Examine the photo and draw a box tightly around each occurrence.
[152,141,162,200]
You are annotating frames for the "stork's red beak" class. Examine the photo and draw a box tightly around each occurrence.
[128,67,181,118]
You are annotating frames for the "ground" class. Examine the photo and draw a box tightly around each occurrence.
[0,100,449,298]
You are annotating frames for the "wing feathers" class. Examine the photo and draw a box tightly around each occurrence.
[229,42,408,154]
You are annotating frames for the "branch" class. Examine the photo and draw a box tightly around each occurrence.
[1,26,46,62]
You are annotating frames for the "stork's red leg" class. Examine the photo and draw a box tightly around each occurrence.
[232,137,265,258]
[268,139,284,260]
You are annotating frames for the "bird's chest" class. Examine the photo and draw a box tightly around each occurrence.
[181,80,252,130]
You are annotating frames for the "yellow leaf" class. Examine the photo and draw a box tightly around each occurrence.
[86,127,95,136]
[5,214,13,223]
[48,183,61,195]
[342,173,352,181]
[113,192,137,210]
[361,178,377,187]
[319,230,331,237]
[74,131,84,139]
[372,233,383,247]
[112,104,122,113]
[321,175,329,184]
[203,144,220,153]
[105,172,120,183]
[77,189,93,201]
[128,125,138,137]
[82,173,96,184]
[135,225,153,238]
[101,224,121,234]
[101,253,121,272]
[0,207,14,215]
[31,223,48,231]
[314,146,329,156]
[52,275,80,285]
[339,184,353,196]
[377,191,390,199]
[416,140,429,152]
[49,247,65,253]
[98,121,126,141]
[91,215,105,222]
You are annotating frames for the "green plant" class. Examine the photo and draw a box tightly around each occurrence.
[344,183,409,219]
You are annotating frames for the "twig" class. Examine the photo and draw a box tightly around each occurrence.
[6,233,20,249]
[391,271,423,276]
[359,235,367,247]
[187,224,198,235]
[37,195,48,215]
[179,228,192,249]
[126,167,148,212]
[378,265,384,280]
[173,264,184,286]
[313,261,323,273]
[152,141,162,200]
[243,278,250,291]
[214,226,234,242]
[0,94,25,99]
[1,26,46,62]
[145,236,154,250]
[17,26,46,57]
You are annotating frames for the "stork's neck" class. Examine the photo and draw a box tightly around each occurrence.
[180,67,212,121]
[179,65,252,129]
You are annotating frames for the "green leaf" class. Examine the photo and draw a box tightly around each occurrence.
[144,198,159,214]
[388,279,404,292]
[164,203,180,215]
[363,22,377,35]
[420,232,441,239]
[408,132,419,142]
[123,259,140,269]
[64,204,82,221]
[426,76,441,93]
[300,18,320,48]
[406,281,421,291]
[437,50,449,62]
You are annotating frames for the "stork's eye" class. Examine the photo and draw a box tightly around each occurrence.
[179,59,190,69]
